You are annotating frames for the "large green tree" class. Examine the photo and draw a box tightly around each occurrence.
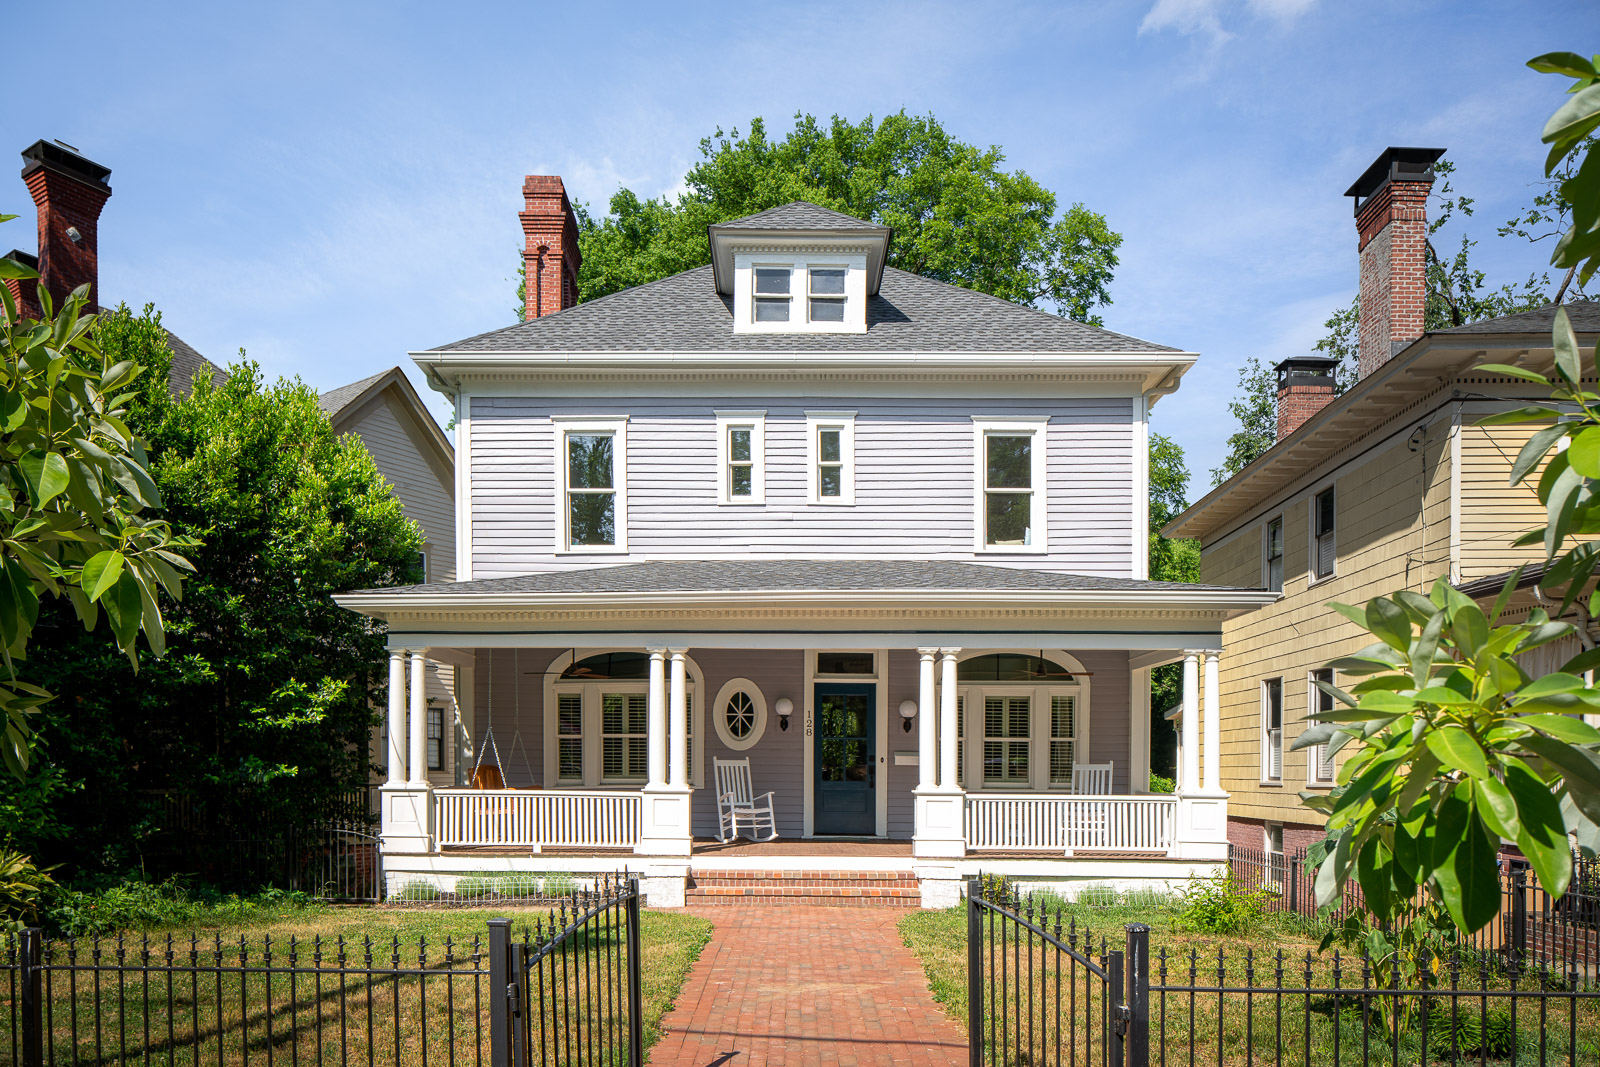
[526,112,1124,324]
[1148,432,1200,780]
[3,308,422,878]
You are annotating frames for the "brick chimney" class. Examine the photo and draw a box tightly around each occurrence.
[519,176,580,320]
[1345,147,1444,379]
[1275,356,1339,440]
[5,139,113,319]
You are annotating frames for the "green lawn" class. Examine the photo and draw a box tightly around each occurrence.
[7,905,712,1065]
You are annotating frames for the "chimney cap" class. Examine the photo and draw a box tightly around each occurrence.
[20,138,111,192]
[1274,354,1339,385]
[1344,146,1444,204]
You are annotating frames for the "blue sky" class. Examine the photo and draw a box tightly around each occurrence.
[2,0,1586,493]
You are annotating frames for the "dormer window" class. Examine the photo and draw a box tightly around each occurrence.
[809,268,846,322]
[754,268,792,322]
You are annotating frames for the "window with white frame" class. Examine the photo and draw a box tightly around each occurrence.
[601,692,648,781]
[1265,516,1284,592]
[1312,487,1335,579]
[712,678,768,751]
[1309,668,1336,785]
[1262,678,1283,782]
[807,412,856,504]
[556,693,583,783]
[548,652,700,788]
[715,411,766,504]
[957,653,1084,790]
[754,267,792,322]
[973,417,1048,551]
[1265,822,1285,889]
[808,267,847,322]
[554,418,627,552]
[426,706,444,771]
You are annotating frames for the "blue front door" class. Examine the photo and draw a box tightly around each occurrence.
[814,683,875,835]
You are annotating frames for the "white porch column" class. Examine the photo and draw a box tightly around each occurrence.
[408,652,429,787]
[646,648,667,789]
[1202,650,1222,792]
[1180,651,1200,793]
[380,646,434,859]
[668,648,688,789]
[385,649,406,786]
[1130,665,1151,793]
[638,646,693,865]
[916,648,937,790]
[938,648,961,788]
[914,647,966,861]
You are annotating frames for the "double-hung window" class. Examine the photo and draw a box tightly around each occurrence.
[973,417,1049,551]
[1312,487,1335,579]
[1266,823,1285,889]
[983,695,1031,786]
[754,268,791,322]
[553,417,627,552]
[1262,678,1283,782]
[556,693,583,783]
[1309,668,1336,785]
[715,411,766,504]
[601,692,648,782]
[808,268,846,322]
[1049,695,1078,787]
[1265,516,1284,592]
[426,706,444,771]
[956,654,1086,790]
[807,412,856,504]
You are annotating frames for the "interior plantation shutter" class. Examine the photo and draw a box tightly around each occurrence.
[557,693,583,781]
[956,695,964,787]
[1050,695,1076,786]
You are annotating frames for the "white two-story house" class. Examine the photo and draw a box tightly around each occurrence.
[335,180,1274,906]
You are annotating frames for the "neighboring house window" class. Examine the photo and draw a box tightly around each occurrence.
[1265,822,1285,889]
[754,267,791,322]
[1049,695,1077,787]
[1262,678,1283,782]
[556,693,583,783]
[715,411,766,504]
[1312,487,1335,579]
[415,550,428,584]
[601,693,648,781]
[808,267,846,322]
[426,706,444,771]
[712,678,768,751]
[1309,668,1336,785]
[806,412,857,505]
[1264,516,1284,592]
[972,417,1049,552]
[983,695,1031,786]
[553,417,628,552]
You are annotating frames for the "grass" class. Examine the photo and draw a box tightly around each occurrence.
[4,905,712,1065]
[899,900,1600,1066]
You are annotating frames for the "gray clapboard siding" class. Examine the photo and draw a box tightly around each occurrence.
[344,393,456,582]
[885,650,921,838]
[468,395,1135,577]
[689,649,807,838]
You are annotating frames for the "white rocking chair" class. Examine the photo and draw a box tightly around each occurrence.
[1065,761,1114,854]
[713,758,778,843]
[1071,760,1114,795]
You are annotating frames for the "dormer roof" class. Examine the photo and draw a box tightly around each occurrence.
[708,201,892,296]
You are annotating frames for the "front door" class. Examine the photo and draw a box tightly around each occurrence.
[814,683,875,835]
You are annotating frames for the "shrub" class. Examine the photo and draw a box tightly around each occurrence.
[1175,873,1270,935]
[44,878,320,937]
[0,849,57,931]
[393,880,439,902]
[1147,773,1175,794]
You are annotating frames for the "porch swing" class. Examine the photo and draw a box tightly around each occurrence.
[469,648,534,790]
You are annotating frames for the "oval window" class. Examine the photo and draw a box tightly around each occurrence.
[712,678,767,750]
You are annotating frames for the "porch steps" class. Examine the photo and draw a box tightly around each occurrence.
[686,869,920,906]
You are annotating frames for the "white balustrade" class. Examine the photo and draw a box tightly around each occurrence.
[964,794,1178,854]
[434,790,641,850]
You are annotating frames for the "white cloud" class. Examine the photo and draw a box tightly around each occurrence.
[1139,0,1316,44]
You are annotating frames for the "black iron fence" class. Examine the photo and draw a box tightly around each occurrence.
[3,874,643,1066]
[968,877,1600,1067]
[1232,844,1600,978]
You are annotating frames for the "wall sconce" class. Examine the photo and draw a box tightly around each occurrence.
[775,697,794,730]
[898,699,918,732]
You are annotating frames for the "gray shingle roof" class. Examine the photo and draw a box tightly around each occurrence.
[426,266,1180,355]
[714,201,889,231]
[163,329,227,396]
[319,369,389,417]
[1433,300,1600,336]
[349,559,1256,597]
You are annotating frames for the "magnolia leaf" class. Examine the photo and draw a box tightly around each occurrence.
[18,451,70,507]
[1431,787,1502,933]
[1519,734,1600,824]
[1313,677,1359,707]
[1474,362,1554,387]
[1541,83,1600,148]
[1291,721,1339,751]
[1425,725,1490,780]
[1517,672,1589,699]
[1413,685,1477,706]
[79,549,124,602]
[1475,775,1522,840]
[1528,51,1599,78]
[1506,759,1572,897]
[1412,611,1445,689]
[1393,590,1438,626]
[1367,597,1412,652]
[1561,792,1600,858]
[1545,462,1584,556]
[1479,406,1564,425]
[1520,713,1600,743]
[1519,621,1575,654]
[1513,422,1573,484]
[1326,601,1369,628]
[1569,426,1600,479]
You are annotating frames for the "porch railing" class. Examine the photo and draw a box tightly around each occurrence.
[434,790,641,850]
[964,794,1177,854]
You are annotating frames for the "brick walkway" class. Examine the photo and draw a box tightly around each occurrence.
[648,906,968,1067]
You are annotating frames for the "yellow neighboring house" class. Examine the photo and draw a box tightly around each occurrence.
[1164,145,1600,864]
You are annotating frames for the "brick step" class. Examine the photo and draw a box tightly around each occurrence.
[685,870,920,906]
[686,887,920,906]
[690,869,916,886]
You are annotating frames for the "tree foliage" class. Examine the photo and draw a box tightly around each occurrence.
[527,112,1124,324]
[1148,432,1199,778]
[0,227,196,779]
[1209,357,1276,486]
[2,307,423,878]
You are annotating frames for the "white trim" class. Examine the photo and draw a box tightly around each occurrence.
[540,648,703,790]
[456,390,473,582]
[713,410,767,505]
[952,649,1091,792]
[1262,514,1285,592]
[1133,395,1149,580]
[711,677,768,751]
[1307,483,1336,584]
[805,411,857,505]
[552,416,629,554]
[731,251,869,335]
[972,416,1050,554]
[1449,406,1462,585]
